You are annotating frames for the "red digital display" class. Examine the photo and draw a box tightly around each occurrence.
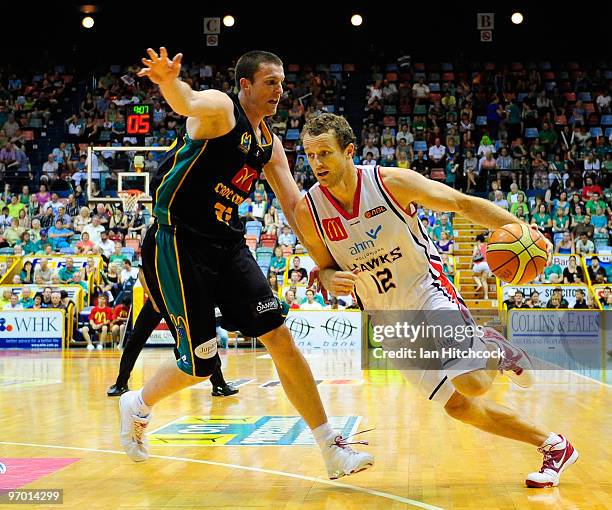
[126,104,152,135]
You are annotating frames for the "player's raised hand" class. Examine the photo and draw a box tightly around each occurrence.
[529,225,553,266]
[137,47,182,85]
[328,270,359,296]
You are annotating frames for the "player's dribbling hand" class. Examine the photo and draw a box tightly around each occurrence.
[138,47,182,85]
[329,270,359,296]
[529,224,553,266]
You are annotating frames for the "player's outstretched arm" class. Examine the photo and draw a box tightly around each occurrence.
[380,167,524,230]
[263,135,303,240]
[138,47,233,123]
[379,166,554,261]
[294,198,355,296]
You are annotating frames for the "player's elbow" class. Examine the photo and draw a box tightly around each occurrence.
[454,194,475,216]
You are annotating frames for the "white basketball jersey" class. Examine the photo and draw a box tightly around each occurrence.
[305,166,466,310]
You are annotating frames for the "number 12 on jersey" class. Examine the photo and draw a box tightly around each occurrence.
[370,268,396,294]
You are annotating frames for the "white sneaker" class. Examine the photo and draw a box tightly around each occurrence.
[482,327,534,387]
[526,435,578,488]
[86,344,94,351]
[96,344,103,350]
[322,435,374,480]
[119,391,151,462]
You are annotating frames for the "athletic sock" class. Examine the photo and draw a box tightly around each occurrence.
[312,422,335,449]
[135,389,152,417]
[540,432,562,448]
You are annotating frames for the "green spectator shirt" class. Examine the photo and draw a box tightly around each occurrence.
[539,129,558,146]
[58,266,79,283]
[531,213,551,228]
[544,264,563,281]
[585,199,606,215]
[510,202,529,217]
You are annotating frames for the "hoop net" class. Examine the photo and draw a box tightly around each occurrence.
[118,189,143,213]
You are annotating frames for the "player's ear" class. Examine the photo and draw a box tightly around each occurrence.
[239,77,251,91]
[345,143,355,159]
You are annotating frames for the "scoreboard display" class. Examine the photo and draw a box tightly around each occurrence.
[126,104,153,135]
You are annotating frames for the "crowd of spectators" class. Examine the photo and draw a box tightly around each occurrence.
[4,59,612,317]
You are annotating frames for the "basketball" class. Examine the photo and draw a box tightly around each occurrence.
[486,223,548,284]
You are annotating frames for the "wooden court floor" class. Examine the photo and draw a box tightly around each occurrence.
[0,347,611,510]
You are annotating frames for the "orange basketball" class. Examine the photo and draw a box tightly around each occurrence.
[486,223,548,284]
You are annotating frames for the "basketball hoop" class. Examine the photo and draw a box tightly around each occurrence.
[118,189,143,213]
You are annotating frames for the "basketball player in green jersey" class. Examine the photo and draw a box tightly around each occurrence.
[119,48,373,480]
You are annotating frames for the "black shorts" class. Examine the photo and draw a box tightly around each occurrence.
[141,222,283,377]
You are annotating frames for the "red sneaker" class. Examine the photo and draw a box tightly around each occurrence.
[526,435,579,488]
[482,327,534,388]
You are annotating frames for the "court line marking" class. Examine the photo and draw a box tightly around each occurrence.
[0,440,445,510]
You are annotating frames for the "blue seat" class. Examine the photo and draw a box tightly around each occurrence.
[330,63,342,72]
[245,221,262,241]
[601,115,612,126]
[256,247,273,266]
[605,127,612,138]
[517,92,528,102]
[476,115,487,126]
[121,247,136,260]
[0,247,14,255]
[578,92,592,102]
[285,129,300,140]
[544,82,556,91]
[413,141,428,153]
[60,247,76,254]
[428,82,440,92]
[524,128,539,138]
[441,62,453,71]
[590,127,603,138]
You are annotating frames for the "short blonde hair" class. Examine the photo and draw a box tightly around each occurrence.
[302,113,356,150]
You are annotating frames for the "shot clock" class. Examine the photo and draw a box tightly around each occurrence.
[126,104,153,135]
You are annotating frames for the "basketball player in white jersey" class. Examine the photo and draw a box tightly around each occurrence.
[294,113,577,488]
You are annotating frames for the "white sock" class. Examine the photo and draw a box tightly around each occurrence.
[135,389,152,417]
[312,422,335,449]
[540,432,562,448]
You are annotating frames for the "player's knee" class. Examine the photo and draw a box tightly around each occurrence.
[444,392,474,422]
[259,326,296,355]
[451,371,490,397]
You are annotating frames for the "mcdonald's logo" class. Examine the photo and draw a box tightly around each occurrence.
[322,217,348,241]
[231,164,258,193]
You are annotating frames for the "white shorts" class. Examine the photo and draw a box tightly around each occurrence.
[379,290,490,406]
[472,261,491,274]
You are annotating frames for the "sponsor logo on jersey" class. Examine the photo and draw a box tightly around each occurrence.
[364,206,387,219]
[194,338,218,360]
[215,182,246,205]
[350,239,376,255]
[239,132,252,154]
[366,225,383,240]
[170,314,189,341]
[348,246,403,272]
[231,164,258,193]
[255,297,280,315]
[322,217,348,241]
